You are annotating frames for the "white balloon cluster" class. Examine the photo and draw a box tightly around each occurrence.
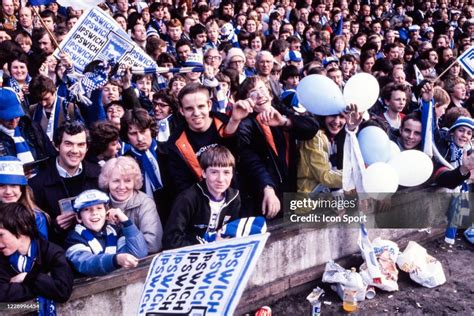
[296,73,380,115]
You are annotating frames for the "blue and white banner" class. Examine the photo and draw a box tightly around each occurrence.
[137,233,269,316]
[54,8,156,73]
[457,46,474,78]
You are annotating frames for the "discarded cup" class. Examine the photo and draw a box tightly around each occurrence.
[307,287,325,316]
[365,286,376,299]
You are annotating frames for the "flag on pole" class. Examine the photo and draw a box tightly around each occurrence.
[414,64,424,85]
[457,46,474,78]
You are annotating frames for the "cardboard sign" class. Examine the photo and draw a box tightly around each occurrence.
[137,234,269,316]
[55,8,156,72]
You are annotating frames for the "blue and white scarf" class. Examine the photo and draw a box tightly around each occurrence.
[0,125,34,163]
[32,94,62,141]
[9,240,56,316]
[129,139,163,197]
[74,224,118,254]
[8,75,31,108]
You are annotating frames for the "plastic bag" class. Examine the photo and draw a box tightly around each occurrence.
[396,241,446,288]
[359,237,399,292]
[322,261,366,301]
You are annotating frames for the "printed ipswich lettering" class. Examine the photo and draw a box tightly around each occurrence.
[88,10,115,31]
[138,236,268,315]
[75,26,107,47]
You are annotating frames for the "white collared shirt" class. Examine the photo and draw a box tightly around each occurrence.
[56,158,83,178]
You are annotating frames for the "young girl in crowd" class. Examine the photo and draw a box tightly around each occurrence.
[0,156,49,239]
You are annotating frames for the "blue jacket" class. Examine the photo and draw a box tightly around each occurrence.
[64,220,147,276]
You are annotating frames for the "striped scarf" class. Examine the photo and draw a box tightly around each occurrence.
[8,76,31,108]
[32,94,62,141]
[0,125,34,163]
[74,224,118,254]
[129,139,163,197]
[9,240,56,316]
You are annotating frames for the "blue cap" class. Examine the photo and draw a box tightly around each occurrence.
[449,116,474,131]
[73,190,109,212]
[0,156,27,185]
[0,88,25,120]
[284,50,302,62]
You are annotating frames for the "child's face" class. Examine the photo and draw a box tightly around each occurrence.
[78,204,107,232]
[203,166,233,200]
[284,76,299,89]
[386,90,406,113]
[0,184,21,203]
[136,77,152,97]
[452,126,472,148]
[0,228,22,256]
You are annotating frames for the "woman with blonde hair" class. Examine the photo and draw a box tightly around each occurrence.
[99,156,163,254]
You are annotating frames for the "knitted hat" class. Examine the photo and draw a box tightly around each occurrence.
[284,50,302,62]
[0,88,25,120]
[449,116,474,131]
[183,52,204,67]
[225,47,246,67]
[0,156,27,185]
[73,189,110,212]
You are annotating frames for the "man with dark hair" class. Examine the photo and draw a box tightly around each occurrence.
[190,23,207,55]
[39,9,55,32]
[119,108,170,222]
[175,38,192,65]
[167,83,252,195]
[29,75,81,142]
[29,121,101,244]
[86,121,121,166]
[32,28,55,54]
[271,39,289,67]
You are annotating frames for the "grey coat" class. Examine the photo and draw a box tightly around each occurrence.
[110,190,163,254]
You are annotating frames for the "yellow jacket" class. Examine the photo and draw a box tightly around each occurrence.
[297,130,343,193]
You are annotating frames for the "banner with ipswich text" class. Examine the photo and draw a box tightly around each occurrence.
[137,233,270,316]
[54,7,157,73]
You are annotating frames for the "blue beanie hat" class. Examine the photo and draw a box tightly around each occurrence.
[73,189,110,212]
[0,156,27,185]
[449,116,474,131]
[0,88,25,121]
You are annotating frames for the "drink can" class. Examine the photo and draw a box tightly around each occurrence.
[255,306,272,316]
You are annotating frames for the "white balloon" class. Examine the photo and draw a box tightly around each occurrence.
[343,73,380,112]
[358,126,391,165]
[363,162,399,196]
[389,141,401,159]
[296,74,346,115]
[388,150,433,187]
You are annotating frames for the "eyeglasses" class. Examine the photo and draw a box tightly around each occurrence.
[153,101,170,107]
[206,55,221,61]
[248,86,268,100]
